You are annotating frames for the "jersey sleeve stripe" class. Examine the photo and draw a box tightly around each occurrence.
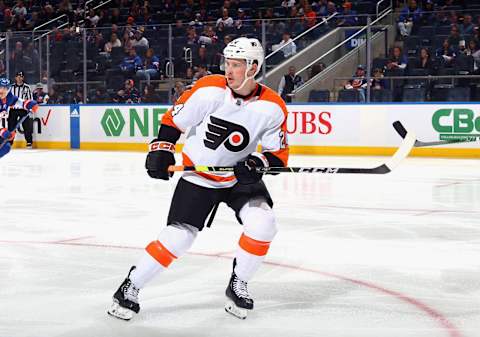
[161,109,181,130]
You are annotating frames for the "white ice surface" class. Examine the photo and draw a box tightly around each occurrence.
[0,150,479,337]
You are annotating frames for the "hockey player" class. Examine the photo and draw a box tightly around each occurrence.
[0,128,15,158]
[0,78,38,157]
[108,37,289,320]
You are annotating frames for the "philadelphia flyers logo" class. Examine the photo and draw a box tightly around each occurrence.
[204,116,250,152]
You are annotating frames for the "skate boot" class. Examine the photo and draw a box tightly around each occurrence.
[107,266,140,320]
[225,259,254,319]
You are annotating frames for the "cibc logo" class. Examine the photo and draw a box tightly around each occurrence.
[432,108,480,141]
[286,111,332,135]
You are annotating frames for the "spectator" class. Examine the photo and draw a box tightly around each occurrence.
[281,0,296,9]
[131,28,149,48]
[10,41,24,75]
[371,68,387,90]
[436,39,456,66]
[12,0,27,17]
[90,86,110,103]
[337,2,358,27]
[309,62,326,79]
[325,2,339,17]
[288,6,304,35]
[32,83,49,105]
[420,0,435,26]
[397,0,422,38]
[104,33,122,53]
[122,24,136,51]
[185,67,195,85]
[47,87,59,104]
[173,19,186,37]
[73,90,84,104]
[315,0,329,16]
[344,65,368,102]
[170,81,186,104]
[234,8,249,32]
[24,41,39,72]
[216,8,234,27]
[189,13,205,28]
[186,26,199,45]
[278,66,303,103]
[115,79,140,104]
[26,11,40,30]
[447,24,463,50]
[303,3,317,28]
[272,32,297,58]
[87,9,100,27]
[136,48,160,86]
[466,40,480,72]
[120,48,142,77]
[196,45,212,67]
[198,25,218,45]
[461,14,474,35]
[434,10,450,27]
[110,7,121,25]
[142,84,162,103]
[192,64,211,84]
[386,46,407,70]
[414,47,435,74]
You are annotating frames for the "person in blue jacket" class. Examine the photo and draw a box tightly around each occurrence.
[0,78,38,157]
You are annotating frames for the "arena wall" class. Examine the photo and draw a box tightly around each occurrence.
[4,103,480,158]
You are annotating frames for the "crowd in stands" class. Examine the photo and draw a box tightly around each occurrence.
[336,0,480,102]
[0,0,376,103]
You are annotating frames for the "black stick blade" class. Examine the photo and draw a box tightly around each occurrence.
[393,121,408,139]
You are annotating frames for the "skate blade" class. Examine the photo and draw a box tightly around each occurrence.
[107,302,135,321]
[225,300,248,319]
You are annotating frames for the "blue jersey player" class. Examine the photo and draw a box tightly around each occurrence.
[0,78,38,158]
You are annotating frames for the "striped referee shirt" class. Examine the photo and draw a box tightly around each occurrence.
[11,83,33,105]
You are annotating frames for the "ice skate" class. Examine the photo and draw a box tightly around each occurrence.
[108,266,140,321]
[225,259,253,319]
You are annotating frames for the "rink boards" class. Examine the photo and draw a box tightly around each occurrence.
[3,103,480,158]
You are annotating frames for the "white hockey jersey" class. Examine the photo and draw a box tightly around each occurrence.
[162,75,289,188]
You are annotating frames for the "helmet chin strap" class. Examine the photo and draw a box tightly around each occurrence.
[233,60,257,92]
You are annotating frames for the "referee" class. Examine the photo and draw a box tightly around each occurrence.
[9,71,33,148]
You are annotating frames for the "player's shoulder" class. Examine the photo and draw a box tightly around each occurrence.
[193,75,227,90]
[257,85,288,116]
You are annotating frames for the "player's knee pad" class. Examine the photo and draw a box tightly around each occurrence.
[156,222,198,258]
[239,198,277,242]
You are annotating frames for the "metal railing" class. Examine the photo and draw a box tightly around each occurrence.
[264,12,338,61]
[293,9,393,97]
[331,74,480,101]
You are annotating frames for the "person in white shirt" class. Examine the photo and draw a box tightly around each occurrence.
[272,32,297,58]
[104,33,122,53]
[131,29,149,48]
[216,8,234,27]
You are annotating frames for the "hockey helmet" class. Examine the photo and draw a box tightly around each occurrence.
[0,78,11,89]
[223,37,264,77]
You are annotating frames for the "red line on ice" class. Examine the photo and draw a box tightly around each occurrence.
[0,238,462,337]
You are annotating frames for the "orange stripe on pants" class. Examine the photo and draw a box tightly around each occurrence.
[146,240,177,267]
[238,233,271,256]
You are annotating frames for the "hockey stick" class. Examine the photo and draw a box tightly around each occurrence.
[393,121,476,147]
[0,112,32,149]
[168,121,416,175]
